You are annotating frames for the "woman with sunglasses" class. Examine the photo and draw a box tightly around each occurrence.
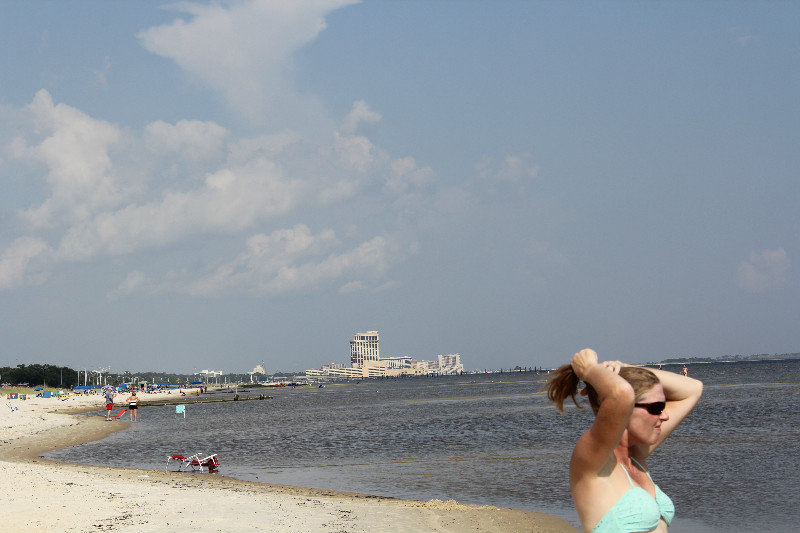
[547,348,702,533]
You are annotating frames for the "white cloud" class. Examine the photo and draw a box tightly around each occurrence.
[227,131,304,162]
[387,156,434,194]
[137,0,359,122]
[172,225,399,296]
[334,131,379,173]
[8,96,240,256]
[735,248,789,293]
[0,237,51,289]
[15,90,126,228]
[56,157,305,260]
[341,100,382,135]
[93,56,111,89]
[1,61,425,298]
[144,119,229,160]
[107,270,150,300]
[339,280,367,293]
[262,234,397,294]
[333,131,434,198]
[477,153,540,185]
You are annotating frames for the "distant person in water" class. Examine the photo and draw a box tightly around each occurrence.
[681,365,688,376]
[547,349,702,533]
[127,390,140,422]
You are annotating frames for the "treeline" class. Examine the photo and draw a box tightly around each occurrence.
[0,364,276,388]
[0,364,80,388]
[660,352,800,364]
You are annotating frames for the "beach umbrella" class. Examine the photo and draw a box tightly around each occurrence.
[34,387,43,391]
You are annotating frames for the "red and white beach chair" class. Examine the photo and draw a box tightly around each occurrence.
[166,452,220,473]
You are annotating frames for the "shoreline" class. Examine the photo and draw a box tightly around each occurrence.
[1,392,578,533]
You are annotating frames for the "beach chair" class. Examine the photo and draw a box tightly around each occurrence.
[189,453,220,473]
[165,452,220,473]
[166,452,198,471]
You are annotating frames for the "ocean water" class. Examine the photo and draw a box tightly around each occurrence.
[47,360,800,533]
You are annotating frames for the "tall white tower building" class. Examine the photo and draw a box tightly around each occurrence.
[350,331,380,367]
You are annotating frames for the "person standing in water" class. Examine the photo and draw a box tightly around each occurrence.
[547,349,702,532]
[127,389,140,422]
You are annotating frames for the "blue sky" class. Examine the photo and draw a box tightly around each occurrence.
[1,1,798,373]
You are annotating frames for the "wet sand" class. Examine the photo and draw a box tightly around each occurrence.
[0,392,578,533]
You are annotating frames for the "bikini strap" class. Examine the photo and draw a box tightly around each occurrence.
[617,462,635,487]
[629,457,653,480]
[629,457,648,472]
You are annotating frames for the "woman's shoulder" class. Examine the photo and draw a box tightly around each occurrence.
[572,430,615,468]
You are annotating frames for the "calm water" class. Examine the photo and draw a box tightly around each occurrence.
[48,360,800,532]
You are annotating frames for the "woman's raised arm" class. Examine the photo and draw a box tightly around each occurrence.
[644,366,702,452]
[569,349,635,476]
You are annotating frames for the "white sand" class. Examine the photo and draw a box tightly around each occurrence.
[0,390,578,533]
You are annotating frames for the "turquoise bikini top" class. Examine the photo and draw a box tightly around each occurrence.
[591,457,675,533]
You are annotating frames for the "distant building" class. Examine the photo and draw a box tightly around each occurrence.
[194,369,223,384]
[411,360,434,373]
[408,354,463,375]
[306,363,364,379]
[382,356,412,369]
[350,331,380,367]
[195,369,223,378]
[437,354,464,375]
[305,330,464,379]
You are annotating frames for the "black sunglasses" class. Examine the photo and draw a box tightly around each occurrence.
[634,401,666,415]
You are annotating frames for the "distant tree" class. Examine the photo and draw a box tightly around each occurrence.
[0,364,79,388]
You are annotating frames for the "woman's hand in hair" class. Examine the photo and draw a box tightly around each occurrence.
[570,349,599,381]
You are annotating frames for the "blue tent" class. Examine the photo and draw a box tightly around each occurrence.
[34,387,43,391]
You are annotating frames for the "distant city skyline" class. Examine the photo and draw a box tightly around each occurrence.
[305,330,465,377]
[1,1,798,373]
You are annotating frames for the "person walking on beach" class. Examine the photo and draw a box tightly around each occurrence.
[547,349,702,533]
[103,386,115,421]
[127,389,140,422]
[681,365,688,376]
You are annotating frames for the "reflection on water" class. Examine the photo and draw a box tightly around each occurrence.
[48,361,800,533]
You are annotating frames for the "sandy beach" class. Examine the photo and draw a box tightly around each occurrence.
[1,390,578,533]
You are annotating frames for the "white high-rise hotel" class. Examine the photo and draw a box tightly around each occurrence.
[350,331,380,367]
[306,330,463,378]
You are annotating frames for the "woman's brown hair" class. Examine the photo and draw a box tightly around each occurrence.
[546,364,659,413]
[546,364,581,412]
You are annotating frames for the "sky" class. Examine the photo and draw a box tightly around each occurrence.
[1,1,798,374]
